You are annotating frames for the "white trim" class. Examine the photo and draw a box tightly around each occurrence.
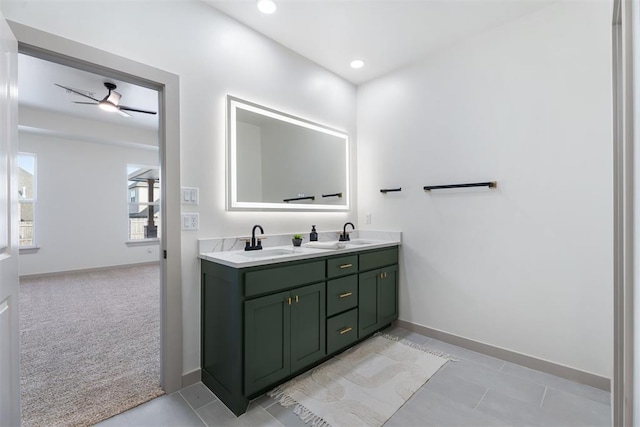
[182,368,201,388]
[18,246,39,254]
[396,320,611,391]
[18,261,159,280]
[612,0,636,425]
[17,151,36,248]
[126,239,160,247]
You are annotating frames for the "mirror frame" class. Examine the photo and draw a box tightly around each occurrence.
[226,95,350,211]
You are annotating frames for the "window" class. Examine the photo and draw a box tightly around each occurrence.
[127,165,160,240]
[18,153,36,247]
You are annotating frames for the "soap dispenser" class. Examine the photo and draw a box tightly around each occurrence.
[310,225,318,241]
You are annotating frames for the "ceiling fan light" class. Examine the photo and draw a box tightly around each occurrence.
[257,0,277,14]
[99,101,119,113]
[105,91,122,105]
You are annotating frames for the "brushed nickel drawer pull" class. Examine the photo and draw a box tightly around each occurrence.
[339,292,353,298]
[339,327,353,335]
[339,264,353,269]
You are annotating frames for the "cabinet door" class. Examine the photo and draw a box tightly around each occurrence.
[358,269,379,338]
[290,282,326,373]
[245,291,291,396]
[378,265,398,326]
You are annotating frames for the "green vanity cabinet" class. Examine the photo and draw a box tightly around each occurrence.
[244,290,291,396]
[358,248,399,338]
[201,243,399,417]
[244,282,325,396]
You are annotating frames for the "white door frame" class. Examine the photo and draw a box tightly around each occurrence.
[8,21,184,394]
[612,0,637,425]
[0,11,19,426]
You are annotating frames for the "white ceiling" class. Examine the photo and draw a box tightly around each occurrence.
[18,53,159,130]
[203,0,556,85]
[17,1,555,126]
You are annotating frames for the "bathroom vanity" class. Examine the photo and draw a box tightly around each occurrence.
[199,239,399,416]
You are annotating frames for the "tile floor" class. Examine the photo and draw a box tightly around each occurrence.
[96,326,611,426]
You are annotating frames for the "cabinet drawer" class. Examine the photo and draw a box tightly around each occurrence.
[245,261,325,297]
[327,308,358,355]
[327,275,357,317]
[327,255,358,278]
[359,247,398,271]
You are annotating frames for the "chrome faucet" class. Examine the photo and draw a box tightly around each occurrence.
[339,222,355,242]
[245,225,264,251]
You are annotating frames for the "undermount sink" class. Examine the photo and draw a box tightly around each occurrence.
[240,248,295,258]
[345,239,380,246]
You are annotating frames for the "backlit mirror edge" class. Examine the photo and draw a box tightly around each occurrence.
[225,95,351,212]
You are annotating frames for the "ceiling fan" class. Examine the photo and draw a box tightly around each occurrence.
[54,82,157,117]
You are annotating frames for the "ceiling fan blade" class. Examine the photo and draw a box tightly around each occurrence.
[54,83,100,102]
[73,101,99,105]
[119,105,158,115]
[117,108,132,118]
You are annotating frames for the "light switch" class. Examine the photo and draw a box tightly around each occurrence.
[181,187,199,205]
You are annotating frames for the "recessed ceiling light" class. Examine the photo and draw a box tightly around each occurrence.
[257,0,277,14]
[350,59,365,69]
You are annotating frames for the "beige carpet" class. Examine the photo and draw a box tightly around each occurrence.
[269,334,450,427]
[19,264,164,427]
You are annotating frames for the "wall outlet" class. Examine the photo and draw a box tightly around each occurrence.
[181,213,199,230]
[181,187,199,205]
[365,213,372,225]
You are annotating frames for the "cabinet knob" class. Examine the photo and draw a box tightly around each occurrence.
[339,292,353,298]
[339,326,353,335]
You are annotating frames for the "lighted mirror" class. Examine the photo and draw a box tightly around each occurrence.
[227,96,349,211]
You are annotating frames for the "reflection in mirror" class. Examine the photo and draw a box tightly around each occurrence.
[227,96,349,211]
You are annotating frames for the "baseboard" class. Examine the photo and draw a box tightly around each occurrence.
[395,320,611,392]
[182,369,201,388]
[19,261,160,279]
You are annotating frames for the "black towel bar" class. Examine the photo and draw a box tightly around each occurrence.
[380,188,402,194]
[423,181,497,191]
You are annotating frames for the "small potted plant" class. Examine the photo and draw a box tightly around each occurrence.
[292,234,303,247]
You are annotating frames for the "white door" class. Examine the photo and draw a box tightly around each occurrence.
[0,11,19,427]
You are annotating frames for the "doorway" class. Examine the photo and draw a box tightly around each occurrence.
[8,17,183,413]
[16,52,165,425]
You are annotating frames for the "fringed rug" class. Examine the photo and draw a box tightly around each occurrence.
[268,334,450,427]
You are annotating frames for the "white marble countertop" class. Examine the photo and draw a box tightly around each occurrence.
[199,231,401,268]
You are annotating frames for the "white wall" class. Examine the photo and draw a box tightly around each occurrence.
[18,106,160,275]
[358,1,612,377]
[1,1,358,375]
